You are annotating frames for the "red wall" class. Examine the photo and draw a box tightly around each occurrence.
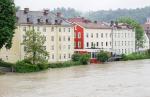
[74,25,84,49]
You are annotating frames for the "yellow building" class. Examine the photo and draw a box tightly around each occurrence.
[0,8,74,63]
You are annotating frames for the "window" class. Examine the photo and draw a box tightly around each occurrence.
[106,33,108,38]
[91,33,93,38]
[125,33,127,38]
[51,36,54,41]
[106,42,108,46]
[37,19,40,23]
[110,33,112,38]
[78,33,81,38]
[96,33,98,38]
[78,42,81,48]
[91,42,94,47]
[46,19,49,24]
[63,36,66,41]
[87,42,89,47]
[86,33,88,38]
[118,33,120,38]
[68,36,70,41]
[27,18,30,23]
[122,41,123,46]
[101,33,103,38]
[128,41,130,46]
[23,27,26,32]
[118,41,120,46]
[52,54,54,59]
[68,54,71,58]
[101,42,103,46]
[68,28,71,32]
[68,45,71,49]
[59,28,61,32]
[110,42,112,46]
[64,54,66,59]
[64,28,65,32]
[59,36,61,41]
[51,27,54,32]
[51,45,54,50]
[43,27,46,32]
[97,42,99,46]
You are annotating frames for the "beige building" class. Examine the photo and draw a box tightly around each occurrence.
[0,8,74,63]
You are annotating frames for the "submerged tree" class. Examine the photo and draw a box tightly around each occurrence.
[0,0,16,49]
[118,17,144,51]
[22,30,49,64]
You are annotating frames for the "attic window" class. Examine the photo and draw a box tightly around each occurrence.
[27,18,30,23]
[37,19,40,23]
[46,19,48,24]
[55,20,58,24]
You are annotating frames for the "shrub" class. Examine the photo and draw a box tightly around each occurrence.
[122,51,150,61]
[72,53,81,61]
[0,60,14,68]
[37,62,49,70]
[15,61,39,73]
[79,54,90,65]
[49,61,81,68]
[96,51,110,62]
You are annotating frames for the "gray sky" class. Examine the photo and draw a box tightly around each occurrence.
[14,0,150,12]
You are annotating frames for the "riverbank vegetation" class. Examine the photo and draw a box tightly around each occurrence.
[96,51,111,63]
[122,49,150,61]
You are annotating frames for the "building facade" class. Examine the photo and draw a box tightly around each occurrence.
[68,18,136,62]
[143,18,150,49]
[0,8,74,63]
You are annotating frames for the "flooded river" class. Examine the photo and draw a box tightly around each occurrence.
[0,60,150,97]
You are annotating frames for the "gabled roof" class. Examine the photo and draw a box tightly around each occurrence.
[16,9,72,26]
[76,22,111,29]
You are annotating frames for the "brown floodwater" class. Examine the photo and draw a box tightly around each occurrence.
[0,60,150,97]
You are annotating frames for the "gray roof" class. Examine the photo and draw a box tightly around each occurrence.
[16,10,72,26]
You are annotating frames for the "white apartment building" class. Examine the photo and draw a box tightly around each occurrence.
[0,8,74,63]
[68,18,136,60]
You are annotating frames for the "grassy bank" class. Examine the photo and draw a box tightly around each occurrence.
[122,50,150,61]
[0,60,84,73]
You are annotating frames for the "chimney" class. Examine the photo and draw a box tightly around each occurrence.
[94,21,97,24]
[24,8,29,14]
[110,21,114,27]
[43,9,49,15]
[57,12,62,17]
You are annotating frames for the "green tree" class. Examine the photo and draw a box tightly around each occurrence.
[72,53,81,62]
[118,17,144,51]
[79,54,90,65]
[22,30,49,64]
[96,51,110,63]
[0,0,16,49]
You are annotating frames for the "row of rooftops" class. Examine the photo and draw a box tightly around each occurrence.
[16,8,133,29]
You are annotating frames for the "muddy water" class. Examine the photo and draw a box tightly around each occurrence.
[0,60,150,97]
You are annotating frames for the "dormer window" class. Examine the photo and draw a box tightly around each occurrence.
[46,19,48,24]
[55,20,58,24]
[27,18,30,23]
[37,19,40,23]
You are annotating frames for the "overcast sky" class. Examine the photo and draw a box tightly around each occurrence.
[14,0,150,12]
